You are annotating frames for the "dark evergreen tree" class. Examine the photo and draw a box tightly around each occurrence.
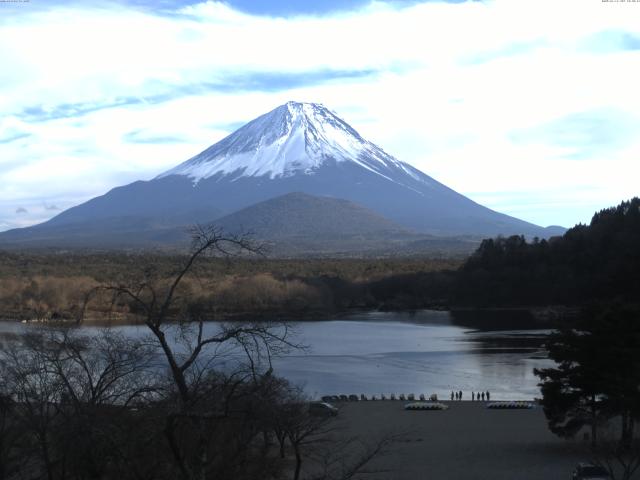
[535,302,640,448]
[456,197,640,306]
[582,303,640,449]
[534,326,608,446]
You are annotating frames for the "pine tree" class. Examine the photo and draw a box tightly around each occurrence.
[535,302,640,448]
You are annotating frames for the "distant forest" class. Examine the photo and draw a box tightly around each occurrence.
[0,198,638,321]
[0,254,459,322]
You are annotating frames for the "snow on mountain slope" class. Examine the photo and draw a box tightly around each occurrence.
[158,101,424,186]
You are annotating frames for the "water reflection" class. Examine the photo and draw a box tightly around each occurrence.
[449,308,549,331]
[0,310,554,400]
[272,310,553,399]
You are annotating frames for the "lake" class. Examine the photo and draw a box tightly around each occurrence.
[0,309,552,400]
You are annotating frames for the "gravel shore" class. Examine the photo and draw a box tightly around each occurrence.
[327,400,588,480]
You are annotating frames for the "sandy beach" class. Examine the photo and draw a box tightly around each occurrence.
[325,400,589,480]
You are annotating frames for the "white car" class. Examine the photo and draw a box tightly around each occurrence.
[571,463,612,480]
[309,402,338,417]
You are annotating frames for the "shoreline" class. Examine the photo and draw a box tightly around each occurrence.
[323,400,588,480]
[0,304,571,327]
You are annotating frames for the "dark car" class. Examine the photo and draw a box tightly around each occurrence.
[571,463,611,480]
[309,402,338,417]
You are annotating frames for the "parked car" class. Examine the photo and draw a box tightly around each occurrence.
[309,402,338,417]
[571,463,611,480]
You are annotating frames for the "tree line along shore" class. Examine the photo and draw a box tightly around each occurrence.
[1,197,639,323]
[0,255,461,323]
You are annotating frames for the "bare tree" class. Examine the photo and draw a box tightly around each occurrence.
[82,225,289,402]
[307,434,397,480]
[3,334,65,480]
[1,325,160,480]
[285,400,330,480]
[46,328,158,479]
[0,365,21,480]
[68,224,396,480]
[1,224,398,480]
[283,401,398,480]
[258,379,399,480]
[82,225,299,480]
[591,424,640,480]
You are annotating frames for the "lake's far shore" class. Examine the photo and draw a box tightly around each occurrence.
[1,303,572,328]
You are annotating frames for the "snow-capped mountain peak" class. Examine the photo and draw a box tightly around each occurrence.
[158,101,419,183]
[2,102,553,246]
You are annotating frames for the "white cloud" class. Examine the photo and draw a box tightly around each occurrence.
[1,0,639,231]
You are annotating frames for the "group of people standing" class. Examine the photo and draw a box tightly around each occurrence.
[450,390,491,401]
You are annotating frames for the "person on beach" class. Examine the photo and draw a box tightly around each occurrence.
[472,392,475,401]
[451,391,454,401]
[486,391,490,401]
[481,391,485,401]
[458,390,462,400]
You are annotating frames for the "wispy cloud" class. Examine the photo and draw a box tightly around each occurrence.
[0,0,639,231]
[15,69,379,123]
[123,129,186,144]
[0,132,31,144]
[17,98,143,122]
[581,30,640,53]
[509,109,640,160]
[621,33,640,50]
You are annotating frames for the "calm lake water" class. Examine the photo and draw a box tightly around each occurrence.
[0,310,552,400]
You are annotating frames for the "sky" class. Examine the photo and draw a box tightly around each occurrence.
[1,0,639,232]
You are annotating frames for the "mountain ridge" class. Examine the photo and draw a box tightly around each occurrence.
[0,101,565,250]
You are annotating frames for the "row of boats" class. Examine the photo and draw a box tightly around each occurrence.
[320,394,536,410]
[321,393,440,402]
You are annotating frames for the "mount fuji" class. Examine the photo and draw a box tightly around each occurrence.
[0,101,563,251]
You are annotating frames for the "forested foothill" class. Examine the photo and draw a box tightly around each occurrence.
[454,198,640,307]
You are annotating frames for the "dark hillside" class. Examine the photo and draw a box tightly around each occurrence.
[214,192,407,237]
